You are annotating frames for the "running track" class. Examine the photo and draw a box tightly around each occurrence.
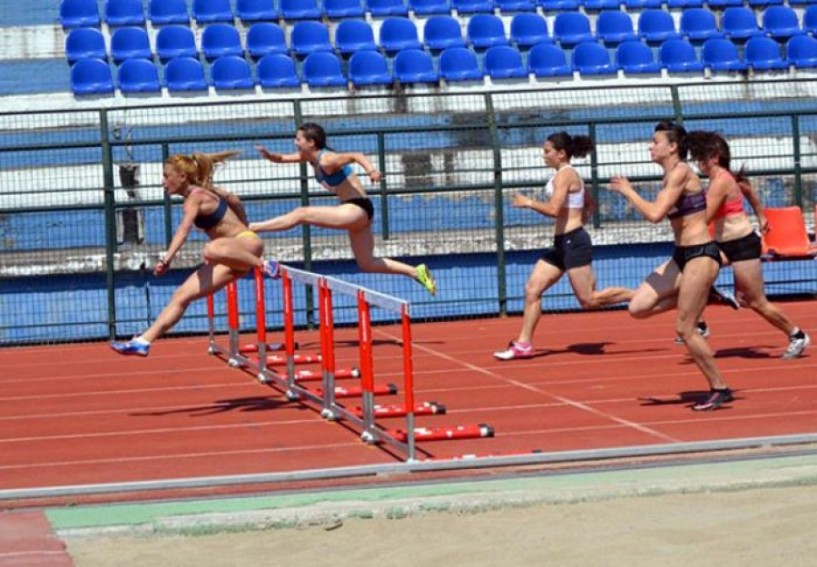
[1,303,816,508]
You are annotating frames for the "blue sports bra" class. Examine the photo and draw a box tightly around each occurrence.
[667,189,706,220]
[313,149,353,190]
[193,189,228,230]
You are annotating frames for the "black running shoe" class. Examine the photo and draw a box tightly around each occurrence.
[709,286,740,310]
[692,388,734,411]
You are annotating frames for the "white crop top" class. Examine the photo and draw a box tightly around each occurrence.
[544,165,585,209]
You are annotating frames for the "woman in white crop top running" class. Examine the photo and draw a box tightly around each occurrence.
[494,132,633,361]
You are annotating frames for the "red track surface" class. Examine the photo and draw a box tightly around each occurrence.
[2,303,816,503]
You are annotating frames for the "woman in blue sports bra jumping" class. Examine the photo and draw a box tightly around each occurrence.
[111,151,274,357]
[609,121,732,411]
[250,123,436,295]
[494,131,634,361]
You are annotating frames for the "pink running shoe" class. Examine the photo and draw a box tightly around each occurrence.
[493,341,533,361]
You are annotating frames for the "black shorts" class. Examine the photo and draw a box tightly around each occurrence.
[671,241,722,271]
[342,197,374,221]
[717,231,762,263]
[541,227,592,271]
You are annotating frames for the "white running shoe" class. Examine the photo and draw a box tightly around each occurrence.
[782,332,810,360]
[493,341,533,361]
[675,322,710,345]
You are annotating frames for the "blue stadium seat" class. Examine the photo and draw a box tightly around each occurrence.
[302,52,348,86]
[596,11,637,45]
[721,7,763,42]
[149,0,189,25]
[246,23,289,59]
[572,41,618,74]
[582,0,621,10]
[60,0,101,28]
[804,6,817,35]
[552,13,594,47]
[65,28,107,63]
[335,20,378,55]
[110,27,152,63]
[118,58,161,93]
[786,35,817,68]
[537,0,579,10]
[660,38,704,72]
[165,56,210,91]
[325,0,366,18]
[280,0,324,19]
[748,0,784,6]
[393,48,439,82]
[202,24,245,61]
[105,0,145,26]
[236,0,279,21]
[439,47,483,81]
[451,0,495,13]
[257,53,301,87]
[424,16,468,51]
[509,13,551,48]
[706,0,743,8]
[379,18,423,53]
[783,0,810,4]
[745,36,789,70]
[622,0,662,8]
[366,0,409,16]
[638,10,681,44]
[468,15,509,50]
[349,50,394,84]
[211,55,255,89]
[484,45,528,78]
[680,8,724,42]
[616,40,662,73]
[291,21,334,56]
[70,58,114,94]
[156,26,198,61]
[528,42,572,76]
[193,0,235,23]
[666,0,704,7]
[701,38,747,71]
[762,6,805,41]
[495,0,536,11]
[409,0,451,15]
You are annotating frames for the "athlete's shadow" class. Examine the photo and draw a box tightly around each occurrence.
[131,396,294,417]
[677,346,775,362]
[531,342,665,358]
[638,390,738,409]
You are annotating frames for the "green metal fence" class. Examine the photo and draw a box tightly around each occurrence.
[1,80,816,344]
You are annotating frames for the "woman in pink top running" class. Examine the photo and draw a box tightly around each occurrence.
[687,130,810,359]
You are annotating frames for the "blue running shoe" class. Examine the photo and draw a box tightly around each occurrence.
[263,259,281,280]
[110,339,150,357]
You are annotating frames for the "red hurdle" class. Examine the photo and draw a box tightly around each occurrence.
[206,263,495,462]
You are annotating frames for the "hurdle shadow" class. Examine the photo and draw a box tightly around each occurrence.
[130,396,296,418]
[638,390,739,409]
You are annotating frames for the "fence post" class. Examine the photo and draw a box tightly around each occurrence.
[486,93,507,316]
[792,114,803,208]
[100,110,118,340]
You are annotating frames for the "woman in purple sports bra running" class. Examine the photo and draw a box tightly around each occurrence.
[608,121,732,411]
[110,151,273,358]
[250,122,436,295]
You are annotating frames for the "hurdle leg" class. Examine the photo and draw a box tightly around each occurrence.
[206,293,217,355]
[281,270,300,401]
[319,279,339,420]
[253,267,268,382]
[357,290,377,444]
[401,304,417,462]
[226,282,241,367]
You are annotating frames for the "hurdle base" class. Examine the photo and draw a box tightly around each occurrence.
[352,402,446,418]
[310,383,398,399]
[389,423,495,443]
